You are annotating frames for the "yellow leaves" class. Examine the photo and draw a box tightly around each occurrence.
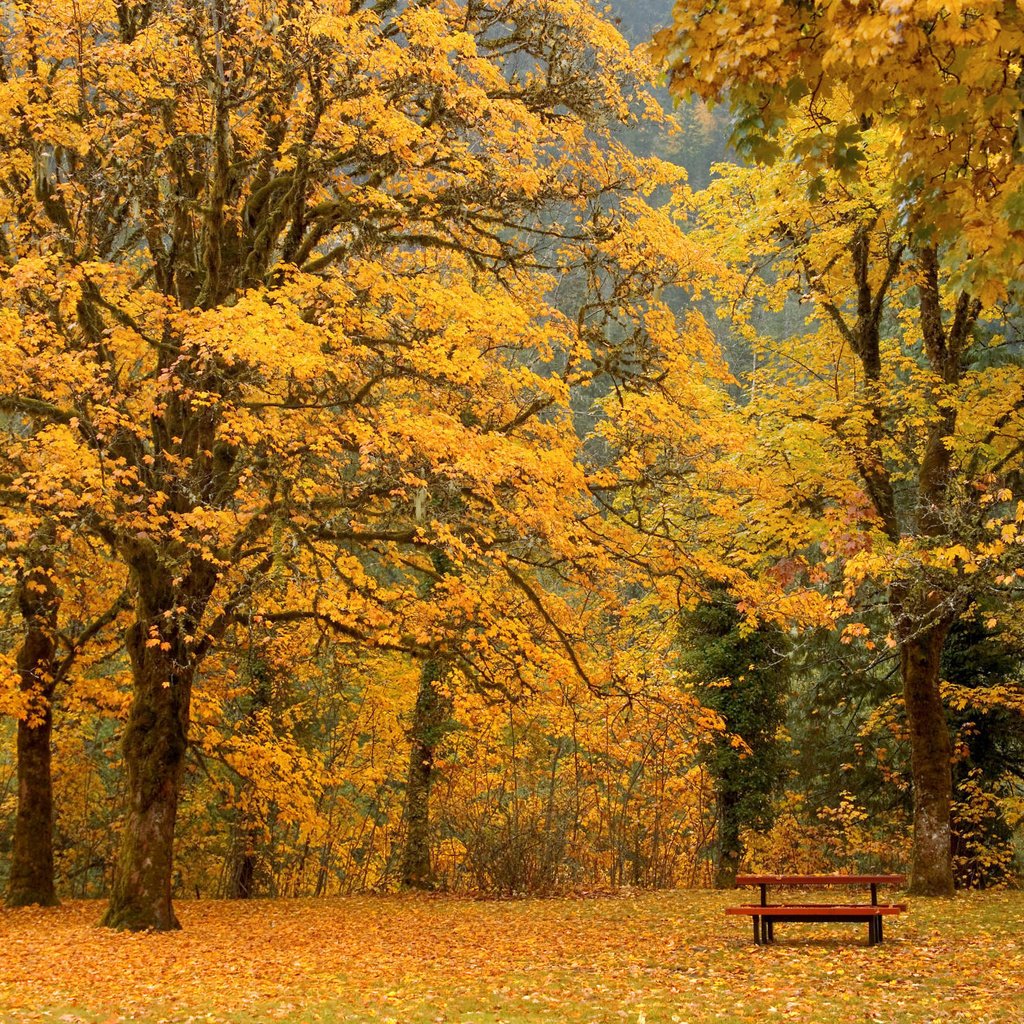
[12,889,1024,1021]
[840,622,870,645]
[0,4,923,940]
[661,0,1024,291]
[397,4,449,47]
[0,652,28,719]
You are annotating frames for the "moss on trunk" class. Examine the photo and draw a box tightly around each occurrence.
[101,575,198,931]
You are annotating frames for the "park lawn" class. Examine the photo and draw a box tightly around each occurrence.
[1,890,1022,1024]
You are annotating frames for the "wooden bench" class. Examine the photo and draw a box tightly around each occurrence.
[727,874,907,945]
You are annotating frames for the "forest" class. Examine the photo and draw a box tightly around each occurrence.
[2,0,1024,956]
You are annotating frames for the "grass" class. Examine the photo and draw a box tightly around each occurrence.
[1,889,1023,1023]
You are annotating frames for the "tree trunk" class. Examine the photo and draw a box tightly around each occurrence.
[226,813,261,899]
[229,846,256,900]
[401,658,450,889]
[8,710,58,907]
[101,604,194,930]
[713,786,741,889]
[901,618,955,896]
[6,529,60,908]
[225,672,271,900]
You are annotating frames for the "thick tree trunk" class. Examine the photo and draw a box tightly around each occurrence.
[6,530,60,908]
[8,710,58,907]
[901,619,955,896]
[101,609,194,930]
[401,658,450,889]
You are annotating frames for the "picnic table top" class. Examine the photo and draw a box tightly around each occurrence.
[735,874,906,885]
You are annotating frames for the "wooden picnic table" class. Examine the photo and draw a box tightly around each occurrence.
[726,873,907,946]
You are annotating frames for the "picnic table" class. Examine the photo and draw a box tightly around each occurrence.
[725,874,907,946]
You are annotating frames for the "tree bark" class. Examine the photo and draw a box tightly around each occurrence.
[228,842,257,900]
[891,251,978,897]
[401,658,450,890]
[225,671,271,899]
[226,808,262,899]
[8,712,58,908]
[713,786,741,889]
[6,528,60,908]
[899,612,956,895]
[101,573,200,931]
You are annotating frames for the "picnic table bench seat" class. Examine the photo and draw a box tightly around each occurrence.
[727,874,907,946]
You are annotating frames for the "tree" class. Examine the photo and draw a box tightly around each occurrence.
[0,498,127,908]
[679,591,789,888]
[691,113,1024,893]
[4,522,61,908]
[942,617,1024,886]
[0,0,714,927]
[401,655,453,889]
[653,0,1024,299]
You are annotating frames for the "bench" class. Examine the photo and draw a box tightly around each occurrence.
[727,874,907,945]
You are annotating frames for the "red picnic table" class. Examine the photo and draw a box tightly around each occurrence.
[726,873,907,945]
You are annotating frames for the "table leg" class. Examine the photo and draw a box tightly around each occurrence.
[753,915,760,944]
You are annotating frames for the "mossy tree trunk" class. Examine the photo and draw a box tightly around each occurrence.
[889,252,978,897]
[401,657,452,890]
[101,561,213,930]
[834,243,977,897]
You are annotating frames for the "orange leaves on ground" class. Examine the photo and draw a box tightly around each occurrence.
[2,892,1024,1023]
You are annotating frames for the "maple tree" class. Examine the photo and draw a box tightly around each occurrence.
[0,497,127,908]
[654,1,1024,895]
[0,0,726,928]
[7,0,1021,920]
[654,0,1024,298]
[689,104,1024,894]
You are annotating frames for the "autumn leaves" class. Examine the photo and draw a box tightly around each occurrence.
[0,0,731,926]
[2,0,1023,928]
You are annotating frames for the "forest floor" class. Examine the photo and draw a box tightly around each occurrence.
[1,889,1022,1024]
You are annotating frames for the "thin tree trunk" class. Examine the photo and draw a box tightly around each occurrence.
[226,802,262,899]
[713,786,742,889]
[401,658,450,889]
[226,670,271,899]
[229,841,257,900]
[7,527,60,908]
[900,616,955,895]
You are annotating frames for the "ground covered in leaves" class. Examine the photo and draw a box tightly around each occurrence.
[1,890,1023,1023]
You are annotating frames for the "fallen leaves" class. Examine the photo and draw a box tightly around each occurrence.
[1,890,1023,1023]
